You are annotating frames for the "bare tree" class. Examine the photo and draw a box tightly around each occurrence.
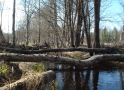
[93,0,101,48]
[15,0,100,50]
[52,0,59,48]
[12,0,16,47]
[23,0,34,46]
[82,0,93,56]
[38,0,41,46]
[75,0,83,47]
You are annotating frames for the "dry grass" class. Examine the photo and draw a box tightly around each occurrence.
[0,70,56,90]
[62,51,90,60]
[0,62,22,87]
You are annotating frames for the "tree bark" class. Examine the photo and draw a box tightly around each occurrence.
[38,0,41,47]
[93,0,101,48]
[0,46,120,54]
[82,0,92,56]
[53,0,59,48]
[0,26,5,44]
[0,53,124,67]
[75,0,82,47]
[12,0,16,47]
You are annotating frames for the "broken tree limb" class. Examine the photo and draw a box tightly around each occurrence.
[0,53,124,67]
[0,70,56,90]
[0,46,120,54]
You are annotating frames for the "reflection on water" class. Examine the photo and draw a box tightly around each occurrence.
[55,69,124,90]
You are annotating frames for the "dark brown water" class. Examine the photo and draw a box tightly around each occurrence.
[55,68,124,90]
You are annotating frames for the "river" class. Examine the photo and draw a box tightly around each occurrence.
[55,68,124,90]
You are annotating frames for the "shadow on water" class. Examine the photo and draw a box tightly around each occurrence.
[55,70,91,90]
[43,62,124,90]
[55,68,124,90]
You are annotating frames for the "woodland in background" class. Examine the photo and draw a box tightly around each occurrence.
[0,0,124,48]
[3,27,122,47]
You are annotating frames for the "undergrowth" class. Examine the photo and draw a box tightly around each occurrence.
[0,64,8,75]
[51,81,58,90]
[32,63,46,73]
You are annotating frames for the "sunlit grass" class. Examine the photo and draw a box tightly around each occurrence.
[51,81,58,90]
[32,63,46,73]
[0,64,8,75]
[27,43,34,47]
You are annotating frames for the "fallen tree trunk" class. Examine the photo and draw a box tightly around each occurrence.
[0,46,120,54]
[0,53,124,67]
[0,70,56,90]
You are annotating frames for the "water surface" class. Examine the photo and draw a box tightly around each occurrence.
[55,69,124,90]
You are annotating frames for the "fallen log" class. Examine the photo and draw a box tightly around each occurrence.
[0,53,124,67]
[0,70,56,90]
[0,46,120,54]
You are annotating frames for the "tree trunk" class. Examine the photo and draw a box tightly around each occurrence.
[12,0,16,47]
[93,0,101,48]
[38,0,41,47]
[80,28,84,44]
[0,46,120,54]
[54,0,59,48]
[82,1,93,56]
[75,0,82,47]
[26,15,30,46]
[69,0,74,47]
[0,26,5,44]
[1,53,124,67]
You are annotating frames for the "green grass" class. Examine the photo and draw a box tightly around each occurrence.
[51,81,58,90]
[32,63,46,73]
[54,81,58,90]
[0,64,8,74]
[28,43,34,47]
[1,49,6,53]
[71,55,78,59]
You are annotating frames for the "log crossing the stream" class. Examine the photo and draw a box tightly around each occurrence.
[0,46,123,67]
[0,46,121,54]
[0,53,124,67]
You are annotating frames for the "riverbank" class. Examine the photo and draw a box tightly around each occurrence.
[0,62,56,90]
[1,51,124,90]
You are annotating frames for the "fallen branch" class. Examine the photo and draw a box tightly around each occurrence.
[0,46,120,54]
[0,70,56,90]
[0,53,124,67]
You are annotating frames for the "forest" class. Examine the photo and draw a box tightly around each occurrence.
[0,0,123,48]
[0,0,124,90]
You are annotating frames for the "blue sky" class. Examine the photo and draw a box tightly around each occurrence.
[100,0,124,30]
[0,0,124,33]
